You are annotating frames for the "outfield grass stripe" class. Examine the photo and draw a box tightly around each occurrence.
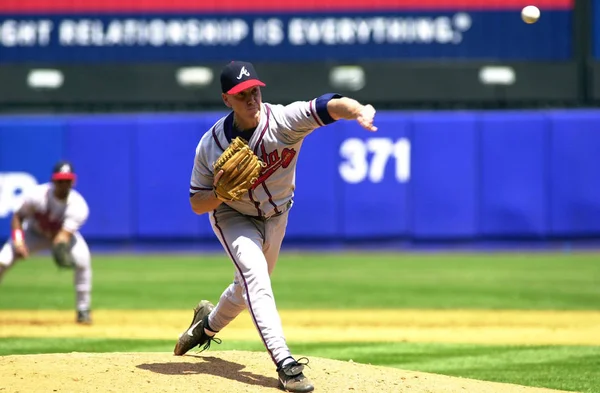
[1,309,599,345]
[2,253,599,311]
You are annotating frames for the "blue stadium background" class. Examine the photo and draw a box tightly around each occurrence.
[2,109,600,245]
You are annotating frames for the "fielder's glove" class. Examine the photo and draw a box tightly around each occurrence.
[213,137,265,202]
[51,242,75,269]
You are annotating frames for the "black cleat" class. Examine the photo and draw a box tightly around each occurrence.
[173,300,221,356]
[76,309,92,325]
[277,357,315,392]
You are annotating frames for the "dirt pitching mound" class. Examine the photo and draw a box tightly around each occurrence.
[0,351,571,393]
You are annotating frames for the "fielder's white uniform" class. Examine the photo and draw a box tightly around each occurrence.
[0,183,92,312]
[190,94,339,365]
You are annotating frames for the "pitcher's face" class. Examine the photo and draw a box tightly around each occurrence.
[222,86,262,127]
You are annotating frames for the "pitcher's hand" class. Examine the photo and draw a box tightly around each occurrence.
[357,105,377,132]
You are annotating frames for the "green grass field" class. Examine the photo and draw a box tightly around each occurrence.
[1,251,599,392]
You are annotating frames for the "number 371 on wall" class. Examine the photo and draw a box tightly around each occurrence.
[339,138,411,184]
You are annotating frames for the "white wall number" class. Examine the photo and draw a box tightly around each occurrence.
[0,172,38,218]
[339,138,411,184]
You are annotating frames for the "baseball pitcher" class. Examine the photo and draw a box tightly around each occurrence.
[173,61,377,393]
[0,161,93,324]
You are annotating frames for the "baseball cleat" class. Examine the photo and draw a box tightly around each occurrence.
[277,357,314,393]
[76,309,92,325]
[173,300,221,356]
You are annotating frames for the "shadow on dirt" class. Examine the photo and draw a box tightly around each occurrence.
[136,354,279,390]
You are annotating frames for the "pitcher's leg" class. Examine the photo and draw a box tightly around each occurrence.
[207,275,245,332]
[207,208,261,331]
[263,212,314,392]
[70,232,92,321]
[211,208,291,365]
[260,212,294,364]
[263,212,289,274]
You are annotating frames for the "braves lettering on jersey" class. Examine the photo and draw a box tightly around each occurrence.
[15,183,89,239]
[190,93,340,217]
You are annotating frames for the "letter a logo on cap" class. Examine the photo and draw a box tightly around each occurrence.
[237,66,250,80]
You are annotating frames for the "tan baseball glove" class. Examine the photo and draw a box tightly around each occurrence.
[213,137,265,202]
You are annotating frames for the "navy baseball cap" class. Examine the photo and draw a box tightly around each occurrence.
[220,61,266,95]
[51,160,76,181]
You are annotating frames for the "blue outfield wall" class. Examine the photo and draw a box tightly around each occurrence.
[1,109,600,242]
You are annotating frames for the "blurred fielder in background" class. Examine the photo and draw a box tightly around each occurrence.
[0,161,93,325]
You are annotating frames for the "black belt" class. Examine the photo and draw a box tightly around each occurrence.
[247,209,286,221]
[246,200,292,221]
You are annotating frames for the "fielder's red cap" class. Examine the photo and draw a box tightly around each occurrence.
[51,160,76,181]
[220,61,266,95]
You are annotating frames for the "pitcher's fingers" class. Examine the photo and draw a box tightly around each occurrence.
[213,170,224,186]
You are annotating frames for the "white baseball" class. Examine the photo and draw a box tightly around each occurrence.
[521,5,541,24]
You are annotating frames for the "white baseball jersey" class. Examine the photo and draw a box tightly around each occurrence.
[15,183,89,239]
[190,93,340,218]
